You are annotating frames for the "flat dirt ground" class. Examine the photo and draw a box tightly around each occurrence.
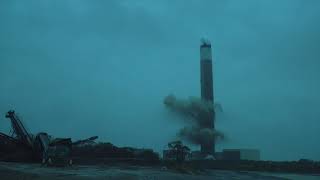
[0,162,319,180]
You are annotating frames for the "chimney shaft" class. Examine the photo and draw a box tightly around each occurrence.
[200,40,215,155]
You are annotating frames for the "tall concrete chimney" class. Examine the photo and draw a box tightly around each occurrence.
[200,39,215,155]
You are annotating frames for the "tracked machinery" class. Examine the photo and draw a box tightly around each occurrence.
[44,136,98,167]
[0,110,98,166]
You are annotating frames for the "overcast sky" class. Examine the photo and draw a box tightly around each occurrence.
[0,0,319,161]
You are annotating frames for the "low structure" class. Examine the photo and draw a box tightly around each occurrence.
[222,149,260,161]
[189,151,204,160]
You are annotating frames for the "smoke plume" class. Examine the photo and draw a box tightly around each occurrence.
[163,94,224,145]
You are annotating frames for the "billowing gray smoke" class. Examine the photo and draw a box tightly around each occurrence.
[163,94,224,145]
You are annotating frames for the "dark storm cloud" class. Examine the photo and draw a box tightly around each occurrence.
[0,0,319,161]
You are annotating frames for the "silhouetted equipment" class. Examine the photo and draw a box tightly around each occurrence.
[200,40,215,155]
[5,110,33,148]
[0,110,159,165]
[72,136,98,146]
[4,111,55,162]
[0,132,19,144]
[46,138,73,166]
[34,132,50,160]
[0,132,25,160]
[0,110,90,165]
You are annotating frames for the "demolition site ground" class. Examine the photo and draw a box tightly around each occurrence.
[1,162,320,180]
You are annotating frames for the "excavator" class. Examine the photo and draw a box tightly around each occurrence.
[1,110,98,166]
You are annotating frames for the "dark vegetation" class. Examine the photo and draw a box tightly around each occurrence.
[72,142,160,165]
[166,141,190,162]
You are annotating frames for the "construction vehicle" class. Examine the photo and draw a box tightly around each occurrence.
[44,136,98,167]
[2,111,35,161]
[45,138,73,167]
[72,136,98,146]
[1,110,160,165]
[5,111,34,148]
[1,110,98,166]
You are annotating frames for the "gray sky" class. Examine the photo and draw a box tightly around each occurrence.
[0,0,319,161]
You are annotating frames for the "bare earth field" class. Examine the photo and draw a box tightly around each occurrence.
[0,162,319,180]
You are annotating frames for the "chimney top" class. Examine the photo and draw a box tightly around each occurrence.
[201,38,211,48]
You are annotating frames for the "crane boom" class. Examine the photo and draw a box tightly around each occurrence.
[72,136,98,146]
[5,110,33,148]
